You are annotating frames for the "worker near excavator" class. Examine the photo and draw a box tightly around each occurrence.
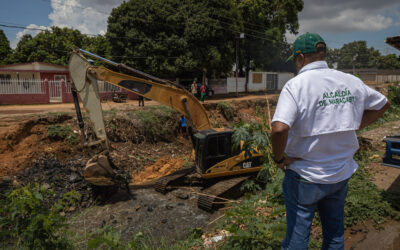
[271,33,390,249]
[200,83,206,102]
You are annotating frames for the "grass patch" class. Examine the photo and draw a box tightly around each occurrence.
[133,106,178,142]
[46,124,78,144]
[218,102,235,121]
[87,227,202,250]
[103,106,179,143]
[358,105,400,133]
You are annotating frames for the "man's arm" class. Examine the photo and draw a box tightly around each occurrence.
[359,102,390,130]
[271,121,289,162]
[271,121,300,169]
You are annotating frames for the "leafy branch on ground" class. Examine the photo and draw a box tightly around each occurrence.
[0,184,79,249]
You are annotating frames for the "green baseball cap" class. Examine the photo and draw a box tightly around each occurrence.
[286,33,326,62]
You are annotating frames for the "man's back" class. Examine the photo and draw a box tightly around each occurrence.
[272,61,387,183]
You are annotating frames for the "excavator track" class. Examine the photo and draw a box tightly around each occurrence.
[197,175,249,211]
[154,166,195,194]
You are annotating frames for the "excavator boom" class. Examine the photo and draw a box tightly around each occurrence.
[68,49,212,186]
[69,51,211,137]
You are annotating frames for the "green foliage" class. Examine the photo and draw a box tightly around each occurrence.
[377,54,400,70]
[46,124,78,144]
[88,227,203,250]
[216,172,286,249]
[134,106,178,142]
[106,0,303,78]
[236,0,303,73]
[326,40,400,70]
[358,89,400,133]
[0,29,12,64]
[218,101,235,121]
[107,0,238,78]
[0,184,79,249]
[7,27,110,65]
[240,179,261,193]
[388,84,400,105]
[344,154,400,227]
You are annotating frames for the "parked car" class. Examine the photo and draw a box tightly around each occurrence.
[180,80,214,97]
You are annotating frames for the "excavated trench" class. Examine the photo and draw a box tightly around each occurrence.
[0,99,274,243]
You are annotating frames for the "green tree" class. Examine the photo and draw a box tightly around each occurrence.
[335,41,381,69]
[13,27,86,65]
[377,54,400,70]
[326,48,341,69]
[0,29,12,64]
[11,27,108,65]
[107,0,239,78]
[234,0,303,89]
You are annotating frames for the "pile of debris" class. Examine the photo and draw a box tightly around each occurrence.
[15,155,94,208]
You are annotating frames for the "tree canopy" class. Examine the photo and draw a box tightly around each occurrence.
[106,0,303,79]
[327,41,400,70]
[11,27,89,65]
[235,0,302,74]
[0,29,12,64]
[107,0,240,78]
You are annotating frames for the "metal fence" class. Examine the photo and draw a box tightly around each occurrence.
[0,79,122,95]
[0,79,46,94]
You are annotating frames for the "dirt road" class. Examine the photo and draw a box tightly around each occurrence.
[0,94,276,118]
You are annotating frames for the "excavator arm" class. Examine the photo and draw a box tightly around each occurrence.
[69,51,211,140]
[68,49,211,186]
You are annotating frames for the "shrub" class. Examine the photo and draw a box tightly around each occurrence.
[0,184,79,249]
[388,84,400,105]
[218,102,235,121]
[46,124,78,144]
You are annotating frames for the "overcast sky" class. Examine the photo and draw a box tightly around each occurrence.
[1,0,399,55]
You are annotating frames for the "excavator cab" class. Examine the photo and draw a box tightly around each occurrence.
[194,130,238,173]
[194,130,264,178]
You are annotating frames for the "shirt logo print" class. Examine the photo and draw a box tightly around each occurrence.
[318,89,355,107]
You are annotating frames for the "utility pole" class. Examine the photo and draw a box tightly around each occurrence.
[235,33,245,97]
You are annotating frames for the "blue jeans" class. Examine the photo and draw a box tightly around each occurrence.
[282,170,349,250]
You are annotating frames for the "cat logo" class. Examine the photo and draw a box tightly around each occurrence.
[242,161,252,169]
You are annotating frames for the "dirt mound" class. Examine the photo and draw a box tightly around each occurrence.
[132,155,187,184]
[105,106,180,143]
[204,98,277,128]
[16,155,94,207]
[0,114,78,180]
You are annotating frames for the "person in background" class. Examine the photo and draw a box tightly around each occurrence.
[200,83,206,102]
[138,95,144,107]
[191,79,198,96]
[179,115,187,138]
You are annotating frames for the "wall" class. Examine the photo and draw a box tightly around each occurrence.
[227,77,246,93]
[0,81,49,105]
[377,75,400,83]
[248,72,266,92]
[278,73,294,89]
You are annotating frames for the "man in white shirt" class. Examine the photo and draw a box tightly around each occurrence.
[271,33,390,249]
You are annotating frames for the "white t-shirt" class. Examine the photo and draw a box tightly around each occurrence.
[272,61,388,184]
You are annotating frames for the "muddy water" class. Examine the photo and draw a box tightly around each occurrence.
[69,188,220,245]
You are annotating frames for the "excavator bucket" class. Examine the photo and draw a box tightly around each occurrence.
[69,51,116,186]
[84,154,115,186]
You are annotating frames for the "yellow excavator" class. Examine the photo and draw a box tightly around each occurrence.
[69,48,264,210]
